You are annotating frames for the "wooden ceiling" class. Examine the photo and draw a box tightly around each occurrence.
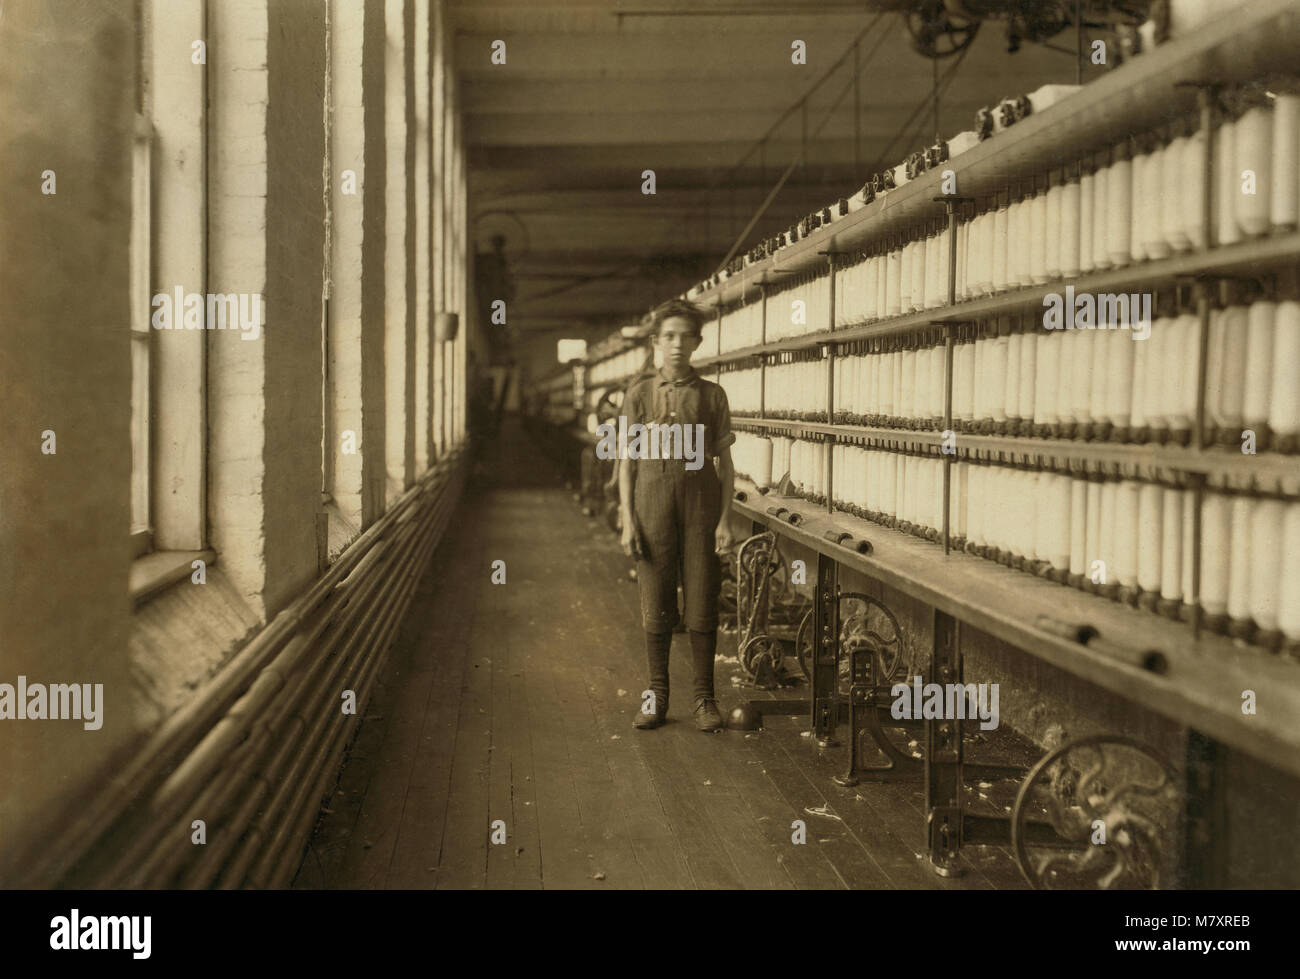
[452,0,1098,369]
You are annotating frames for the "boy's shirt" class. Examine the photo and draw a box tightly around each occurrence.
[623,366,735,461]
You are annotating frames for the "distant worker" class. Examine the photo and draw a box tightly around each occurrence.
[475,233,515,349]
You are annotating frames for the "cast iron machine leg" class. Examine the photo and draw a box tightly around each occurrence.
[812,553,840,747]
[926,608,963,876]
[735,532,784,688]
[833,644,924,785]
[1180,729,1227,889]
[832,596,922,784]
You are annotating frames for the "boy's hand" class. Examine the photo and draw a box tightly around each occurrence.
[715,524,735,554]
[621,509,642,558]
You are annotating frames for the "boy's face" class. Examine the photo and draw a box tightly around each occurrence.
[656,316,702,372]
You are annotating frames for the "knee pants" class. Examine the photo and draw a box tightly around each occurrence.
[633,458,722,633]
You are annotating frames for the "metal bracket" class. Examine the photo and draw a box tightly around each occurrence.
[927,806,964,877]
[1181,729,1228,888]
[812,552,840,747]
[926,608,964,876]
[834,644,923,786]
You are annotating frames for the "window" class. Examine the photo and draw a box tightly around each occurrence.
[129,0,211,605]
[130,117,153,546]
[130,2,155,557]
[321,0,334,505]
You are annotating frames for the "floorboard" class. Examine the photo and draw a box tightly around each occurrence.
[293,420,1027,890]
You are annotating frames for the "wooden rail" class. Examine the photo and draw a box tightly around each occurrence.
[731,477,1300,781]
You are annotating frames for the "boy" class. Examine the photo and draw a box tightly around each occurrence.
[618,300,736,732]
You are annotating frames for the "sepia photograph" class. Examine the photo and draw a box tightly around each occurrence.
[1,0,1297,962]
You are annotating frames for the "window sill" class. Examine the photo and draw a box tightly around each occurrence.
[130,548,216,608]
[323,500,362,566]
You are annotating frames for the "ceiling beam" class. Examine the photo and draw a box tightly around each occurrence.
[469,160,861,195]
[471,137,870,171]
[467,104,946,147]
[507,247,715,264]
[472,185,858,215]
[448,0,885,14]
[471,197,862,261]
[454,29,876,79]
[451,8,871,35]
[461,77,854,115]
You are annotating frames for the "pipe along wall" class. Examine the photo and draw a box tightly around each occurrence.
[12,451,467,889]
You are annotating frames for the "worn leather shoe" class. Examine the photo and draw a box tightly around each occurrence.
[694,697,723,733]
[634,696,668,730]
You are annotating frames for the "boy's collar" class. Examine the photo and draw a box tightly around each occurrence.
[656,365,699,387]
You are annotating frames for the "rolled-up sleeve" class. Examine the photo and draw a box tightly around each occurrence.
[711,385,735,455]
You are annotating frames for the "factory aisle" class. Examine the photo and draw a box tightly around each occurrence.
[292,417,1028,890]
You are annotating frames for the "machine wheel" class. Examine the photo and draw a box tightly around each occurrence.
[795,593,907,692]
[1010,734,1180,890]
[594,386,624,427]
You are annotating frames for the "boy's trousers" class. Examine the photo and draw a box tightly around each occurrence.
[633,456,723,634]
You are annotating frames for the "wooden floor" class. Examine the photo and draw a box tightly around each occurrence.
[292,418,1032,890]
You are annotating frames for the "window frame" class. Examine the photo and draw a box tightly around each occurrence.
[129,110,156,558]
[129,0,211,602]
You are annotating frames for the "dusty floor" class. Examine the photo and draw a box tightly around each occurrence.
[292,419,1033,889]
